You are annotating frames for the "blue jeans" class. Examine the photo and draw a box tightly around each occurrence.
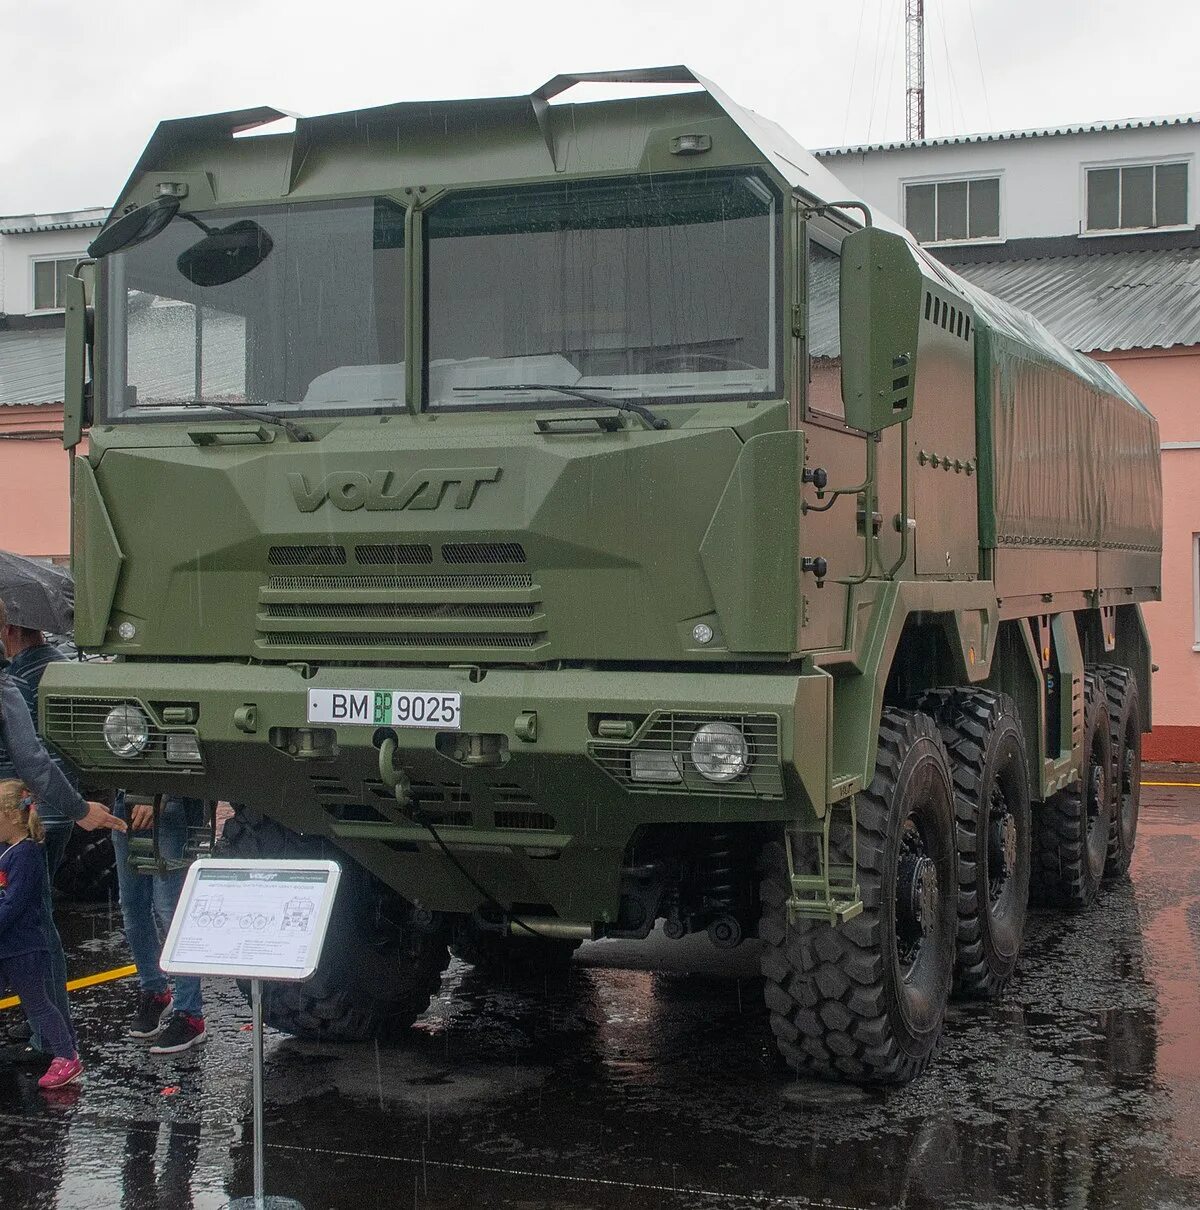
[28,824,76,1053]
[112,796,204,1019]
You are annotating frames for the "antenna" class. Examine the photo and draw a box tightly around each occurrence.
[905,0,926,140]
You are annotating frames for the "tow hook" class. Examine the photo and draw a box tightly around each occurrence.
[375,731,412,810]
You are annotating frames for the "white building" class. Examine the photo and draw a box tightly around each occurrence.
[0,207,106,325]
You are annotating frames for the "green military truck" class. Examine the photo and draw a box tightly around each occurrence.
[45,68,1161,1083]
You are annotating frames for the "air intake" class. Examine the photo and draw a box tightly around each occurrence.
[442,542,527,565]
[268,545,347,566]
[355,544,434,566]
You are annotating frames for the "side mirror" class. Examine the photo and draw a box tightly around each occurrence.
[177,220,273,287]
[63,267,94,450]
[839,227,922,432]
[87,196,179,259]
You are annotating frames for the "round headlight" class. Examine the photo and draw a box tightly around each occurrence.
[103,704,150,758]
[690,721,750,782]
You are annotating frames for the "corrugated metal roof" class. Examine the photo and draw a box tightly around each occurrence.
[0,209,108,235]
[953,247,1200,353]
[0,329,64,405]
[815,113,1200,157]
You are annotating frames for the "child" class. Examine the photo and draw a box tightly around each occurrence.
[0,780,82,1089]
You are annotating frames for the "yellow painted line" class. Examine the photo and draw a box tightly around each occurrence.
[1142,781,1200,788]
[0,963,136,1010]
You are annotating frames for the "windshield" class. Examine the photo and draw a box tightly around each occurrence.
[102,197,406,417]
[425,171,779,409]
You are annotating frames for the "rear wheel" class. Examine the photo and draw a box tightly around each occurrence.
[219,808,452,1041]
[1031,672,1112,909]
[918,690,1031,999]
[759,709,957,1083]
[1095,664,1142,879]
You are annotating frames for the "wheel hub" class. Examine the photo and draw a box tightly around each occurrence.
[988,804,1018,902]
[896,852,939,961]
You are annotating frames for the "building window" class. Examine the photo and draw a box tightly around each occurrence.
[904,177,1000,244]
[1086,162,1188,232]
[32,257,79,310]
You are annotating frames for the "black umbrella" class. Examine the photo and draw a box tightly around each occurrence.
[0,551,74,634]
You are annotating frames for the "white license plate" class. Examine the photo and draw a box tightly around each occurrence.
[307,689,461,730]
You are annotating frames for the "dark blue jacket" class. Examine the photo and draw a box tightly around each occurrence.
[0,838,48,959]
[0,676,87,825]
[9,644,65,715]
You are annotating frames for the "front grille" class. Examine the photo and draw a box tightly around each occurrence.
[589,712,784,798]
[442,542,527,565]
[258,562,547,656]
[268,545,347,566]
[43,697,194,772]
[355,544,434,566]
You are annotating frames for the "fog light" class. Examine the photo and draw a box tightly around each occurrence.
[630,750,683,783]
[102,704,150,758]
[117,621,137,641]
[690,722,750,782]
[165,734,203,764]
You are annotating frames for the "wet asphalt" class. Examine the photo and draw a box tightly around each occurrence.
[1,783,1199,1210]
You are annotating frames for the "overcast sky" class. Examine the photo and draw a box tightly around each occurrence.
[3,0,1198,215]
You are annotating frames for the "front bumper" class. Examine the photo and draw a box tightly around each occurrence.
[41,661,830,917]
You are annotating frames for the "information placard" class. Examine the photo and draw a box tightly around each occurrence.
[160,859,341,981]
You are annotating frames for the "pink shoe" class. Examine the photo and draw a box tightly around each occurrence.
[38,1055,83,1090]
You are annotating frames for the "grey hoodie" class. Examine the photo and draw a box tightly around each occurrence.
[0,675,87,823]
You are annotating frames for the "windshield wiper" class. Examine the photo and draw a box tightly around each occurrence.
[132,400,314,443]
[453,384,669,431]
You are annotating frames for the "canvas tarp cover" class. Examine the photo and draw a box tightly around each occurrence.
[946,268,1162,555]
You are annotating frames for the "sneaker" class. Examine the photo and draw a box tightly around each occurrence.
[149,1014,207,1055]
[38,1055,83,1090]
[130,991,173,1039]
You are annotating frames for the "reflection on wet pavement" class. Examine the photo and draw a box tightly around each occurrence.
[1,787,1199,1209]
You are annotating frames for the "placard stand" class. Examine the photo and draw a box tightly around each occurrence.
[160,857,342,1210]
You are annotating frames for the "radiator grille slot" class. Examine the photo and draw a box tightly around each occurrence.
[263,602,537,621]
[442,542,527,565]
[268,545,347,566]
[267,573,534,591]
[493,810,556,831]
[355,544,434,566]
[260,631,545,649]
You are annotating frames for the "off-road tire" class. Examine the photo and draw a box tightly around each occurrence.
[54,829,118,902]
[219,807,452,1042]
[759,709,957,1084]
[917,690,1031,999]
[1094,664,1141,879]
[1031,672,1112,909]
[451,920,580,977]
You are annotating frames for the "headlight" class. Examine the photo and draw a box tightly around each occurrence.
[629,749,683,783]
[690,721,750,782]
[164,734,203,764]
[102,704,150,758]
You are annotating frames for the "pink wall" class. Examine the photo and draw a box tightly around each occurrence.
[0,405,73,560]
[1098,348,1200,760]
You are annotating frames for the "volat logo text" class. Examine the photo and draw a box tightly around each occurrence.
[288,467,501,512]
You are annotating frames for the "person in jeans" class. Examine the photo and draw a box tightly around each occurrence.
[111,794,207,1054]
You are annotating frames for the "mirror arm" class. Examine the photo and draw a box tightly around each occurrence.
[804,199,873,229]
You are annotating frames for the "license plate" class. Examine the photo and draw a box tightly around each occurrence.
[307,689,461,730]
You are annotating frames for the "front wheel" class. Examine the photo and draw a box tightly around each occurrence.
[220,808,452,1041]
[759,709,958,1083]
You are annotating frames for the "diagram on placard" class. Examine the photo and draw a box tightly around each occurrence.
[191,895,229,928]
[281,897,316,932]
